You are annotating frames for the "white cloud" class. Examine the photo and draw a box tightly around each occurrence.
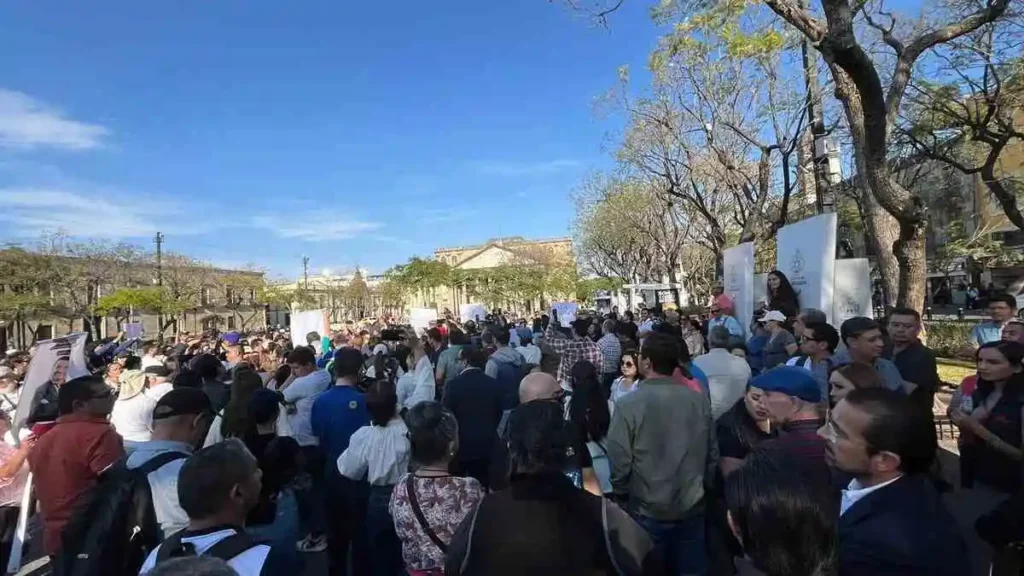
[0,89,109,151]
[470,159,583,177]
[251,213,382,241]
[0,187,173,238]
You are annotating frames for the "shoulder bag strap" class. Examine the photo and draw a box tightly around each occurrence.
[154,531,191,564]
[405,474,448,553]
[204,532,260,561]
[136,451,189,476]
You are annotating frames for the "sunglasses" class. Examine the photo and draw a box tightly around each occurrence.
[621,360,635,368]
[799,336,822,343]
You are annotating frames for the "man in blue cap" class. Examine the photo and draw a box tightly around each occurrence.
[751,365,831,489]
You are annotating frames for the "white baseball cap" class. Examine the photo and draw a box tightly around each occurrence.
[759,310,788,323]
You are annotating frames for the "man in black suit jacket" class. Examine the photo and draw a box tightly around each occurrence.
[442,346,505,489]
[824,387,970,576]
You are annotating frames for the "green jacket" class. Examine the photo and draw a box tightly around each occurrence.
[606,376,718,521]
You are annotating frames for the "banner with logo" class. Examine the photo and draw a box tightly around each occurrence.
[722,242,755,332]
[12,332,90,435]
[290,309,329,349]
[777,213,838,323]
[833,258,872,328]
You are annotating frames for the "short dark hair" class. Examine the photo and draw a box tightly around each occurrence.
[805,322,840,353]
[888,307,921,323]
[725,449,837,576]
[172,368,202,389]
[332,347,364,379]
[840,317,880,345]
[426,327,443,342]
[405,401,458,465]
[799,308,828,325]
[448,328,468,346]
[366,379,398,427]
[177,439,259,520]
[571,318,590,338]
[286,346,316,367]
[460,346,487,370]
[305,331,320,344]
[990,293,1017,309]
[191,354,222,380]
[708,326,731,349]
[57,375,105,415]
[640,332,679,375]
[123,355,142,371]
[508,400,569,475]
[493,327,511,346]
[843,387,937,475]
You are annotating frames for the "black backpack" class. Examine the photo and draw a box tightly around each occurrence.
[54,452,189,576]
[154,529,260,565]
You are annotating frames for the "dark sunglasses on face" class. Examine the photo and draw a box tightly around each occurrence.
[622,360,635,368]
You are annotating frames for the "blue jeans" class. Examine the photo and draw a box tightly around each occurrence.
[631,511,706,576]
[248,489,301,568]
[365,484,403,576]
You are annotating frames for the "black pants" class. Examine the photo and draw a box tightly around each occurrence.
[325,471,369,576]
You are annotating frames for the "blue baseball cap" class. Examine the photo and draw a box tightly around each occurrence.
[223,332,241,345]
[751,366,822,403]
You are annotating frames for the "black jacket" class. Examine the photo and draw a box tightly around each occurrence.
[839,474,969,576]
[442,368,504,462]
[445,473,663,576]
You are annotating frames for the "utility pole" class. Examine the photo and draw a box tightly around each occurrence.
[154,232,165,340]
[798,0,835,214]
[302,255,310,289]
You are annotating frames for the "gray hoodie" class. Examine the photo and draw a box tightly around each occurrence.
[485,346,523,379]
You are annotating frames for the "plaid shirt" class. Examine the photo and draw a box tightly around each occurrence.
[597,333,622,374]
[545,322,603,384]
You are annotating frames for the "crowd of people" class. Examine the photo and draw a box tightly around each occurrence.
[0,270,1023,576]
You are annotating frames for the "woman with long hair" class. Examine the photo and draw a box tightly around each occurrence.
[766,270,800,321]
[204,364,264,447]
[610,349,641,403]
[390,402,484,576]
[828,363,884,406]
[569,361,612,495]
[950,341,1024,576]
[725,449,837,576]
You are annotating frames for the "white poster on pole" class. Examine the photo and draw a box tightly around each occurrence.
[777,213,838,324]
[722,242,755,332]
[290,309,328,349]
[551,302,579,327]
[833,258,872,328]
[12,332,90,434]
[460,303,488,324]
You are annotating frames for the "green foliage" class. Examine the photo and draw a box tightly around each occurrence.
[923,321,974,360]
[575,276,625,304]
[94,287,168,319]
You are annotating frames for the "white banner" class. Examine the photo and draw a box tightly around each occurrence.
[722,242,755,332]
[12,332,90,434]
[777,213,838,324]
[753,273,769,314]
[460,303,488,324]
[551,302,578,327]
[408,308,436,333]
[290,309,329,349]
[833,258,872,328]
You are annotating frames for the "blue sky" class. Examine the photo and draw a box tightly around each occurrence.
[0,0,659,279]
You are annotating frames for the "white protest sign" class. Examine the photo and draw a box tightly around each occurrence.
[409,308,436,333]
[551,302,578,327]
[722,242,755,332]
[833,258,872,327]
[12,332,90,434]
[122,322,143,339]
[290,309,329,349]
[753,273,769,312]
[777,213,838,324]
[460,303,488,323]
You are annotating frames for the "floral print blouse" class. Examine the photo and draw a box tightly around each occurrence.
[389,473,484,571]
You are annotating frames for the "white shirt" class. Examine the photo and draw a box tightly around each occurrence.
[111,383,174,443]
[125,440,193,538]
[517,344,541,365]
[692,348,751,420]
[396,356,434,411]
[141,355,164,370]
[840,475,903,516]
[282,369,332,446]
[338,418,411,486]
[139,528,271,575]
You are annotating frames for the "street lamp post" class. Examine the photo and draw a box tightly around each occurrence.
[154,232,165,340]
